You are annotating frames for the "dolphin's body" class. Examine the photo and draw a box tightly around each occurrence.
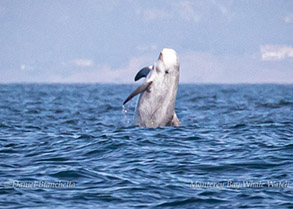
[123,48,181,127]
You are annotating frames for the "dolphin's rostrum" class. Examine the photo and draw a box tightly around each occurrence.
[123,48,181,127]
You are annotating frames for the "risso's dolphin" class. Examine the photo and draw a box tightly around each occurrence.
[123,48,181,127]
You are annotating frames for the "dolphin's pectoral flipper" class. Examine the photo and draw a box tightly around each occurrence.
[123,81,153,105]
[167,112,181,126]
[134,66,151,81]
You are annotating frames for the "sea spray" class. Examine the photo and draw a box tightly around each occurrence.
[122,105,131,125]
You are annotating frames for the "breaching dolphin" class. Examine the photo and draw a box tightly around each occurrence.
[123,48,181,127]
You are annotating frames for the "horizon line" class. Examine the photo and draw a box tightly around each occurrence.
[0,82,292,85]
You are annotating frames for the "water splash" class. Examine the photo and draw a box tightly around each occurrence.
[122,105,131,125]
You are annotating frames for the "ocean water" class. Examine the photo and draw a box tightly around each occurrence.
[0,84,292,208]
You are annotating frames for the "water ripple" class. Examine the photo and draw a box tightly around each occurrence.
[0,84,292,208]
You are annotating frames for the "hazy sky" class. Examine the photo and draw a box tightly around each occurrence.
[1,0,292,83]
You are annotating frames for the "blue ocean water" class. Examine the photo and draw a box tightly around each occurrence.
[0,84,292,208]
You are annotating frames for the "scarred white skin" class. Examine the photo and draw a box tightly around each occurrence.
[134,48,181,127]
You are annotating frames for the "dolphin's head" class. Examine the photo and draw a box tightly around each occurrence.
[157,48,179,74]
[123,48,179,105]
